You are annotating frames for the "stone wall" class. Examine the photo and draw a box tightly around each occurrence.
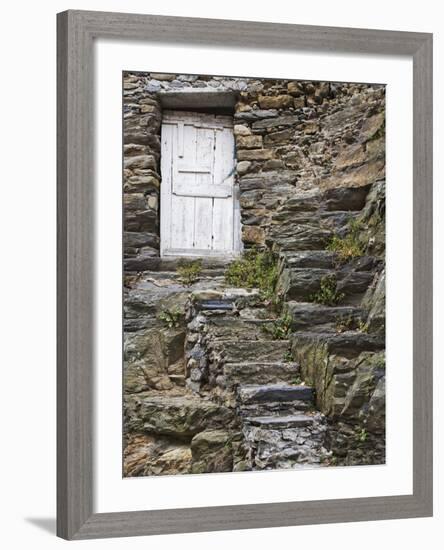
[123,72,385,262]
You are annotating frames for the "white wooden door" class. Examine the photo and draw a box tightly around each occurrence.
[160,111,240,257]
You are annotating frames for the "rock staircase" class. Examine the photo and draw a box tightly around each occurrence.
[182,180,386,470]
[124,183,386,474]
[237,383,328,469]
[186,290,330,470]
[268,185,386,464]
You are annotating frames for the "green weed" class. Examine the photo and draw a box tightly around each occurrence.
[177,260,202,286]
[327,218,365,262]
[310,274,345,306]
[355,427,369,443]
[225,248,279,301]
[158,307,184,328]
[262,312,293,340]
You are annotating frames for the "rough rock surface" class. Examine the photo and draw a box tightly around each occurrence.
[123,72,386,475]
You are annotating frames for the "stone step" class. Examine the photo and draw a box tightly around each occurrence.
[191,288,261,312]
[133,256,231,273]
[236,383,314,418]
[291,331,385,361]
[244,414,315,429]
[238,384,314,405]
[279,250,338,270]
[239,400,313,417]
[285,301,365,332]
[202,316,278,341]
[268,224,333,251]
[212,340,290,363]
[238,307,275,320]
[270,185,371,216]
[221,361,300,387]
[278,249,381,270]
[278,267,374,303]
[271,210,357,237]
[241,409,329,470]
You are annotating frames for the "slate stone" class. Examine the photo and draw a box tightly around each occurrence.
[238,384,314,404]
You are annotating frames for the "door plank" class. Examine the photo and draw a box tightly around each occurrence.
[170,123,195,250]
[212,126,235,252]
[160,123,173,254]
[193,127,214,251]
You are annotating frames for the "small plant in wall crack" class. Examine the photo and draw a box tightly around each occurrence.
[355,427,369,443]
[282,350,293,362]
[225,248,279,302]
[327,217,366,263]
[262,312,293,340]
[157,307,184,328]
[177,260,202,286]
[310,274,345,306]
[335,313,355,333]
[357,318,370,333]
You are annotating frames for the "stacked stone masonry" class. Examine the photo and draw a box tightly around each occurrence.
[123,72,385,475]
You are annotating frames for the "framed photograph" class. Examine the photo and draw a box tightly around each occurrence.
[57,10,433,540]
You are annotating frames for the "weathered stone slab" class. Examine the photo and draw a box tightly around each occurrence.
[269,225,332,252]
[341,352,385,418]
[234,109,278,121]
[191,430,234,473]
[252,115,299,130]
[123,231,159,249]
[279,267,374,301]
[246,414,314,429]
[361,269,385,335]
[280,251,337,269]
[124,208,158,234]
[205,318,269,340]
[242,225,265,244]
[124,154,157,170]
[222,362,300,387]
[124,394,235,439]
[237,149,274,161]
[264,128,294,145]
[214,340,290,363]
[323,184,372,211]
[258,94,293,109]
[291,331,385,361]
[123,433,192,477]
[236,135,263,149]
[241,411,329,470]
[238,384,314,404]
[286,302,364,332]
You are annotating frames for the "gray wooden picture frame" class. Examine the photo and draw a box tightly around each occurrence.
[57,9,433,540]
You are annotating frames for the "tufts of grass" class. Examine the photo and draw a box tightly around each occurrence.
[357,318,369,333]
[335,313,355,333]
[310,274,345,306]
[225,248,279,302]
[327,218,365,262]
[335,314,369,333]
[177,260,202,286]
[157,307,184,328]
[262,312,293,340]
[355,427,369,443]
